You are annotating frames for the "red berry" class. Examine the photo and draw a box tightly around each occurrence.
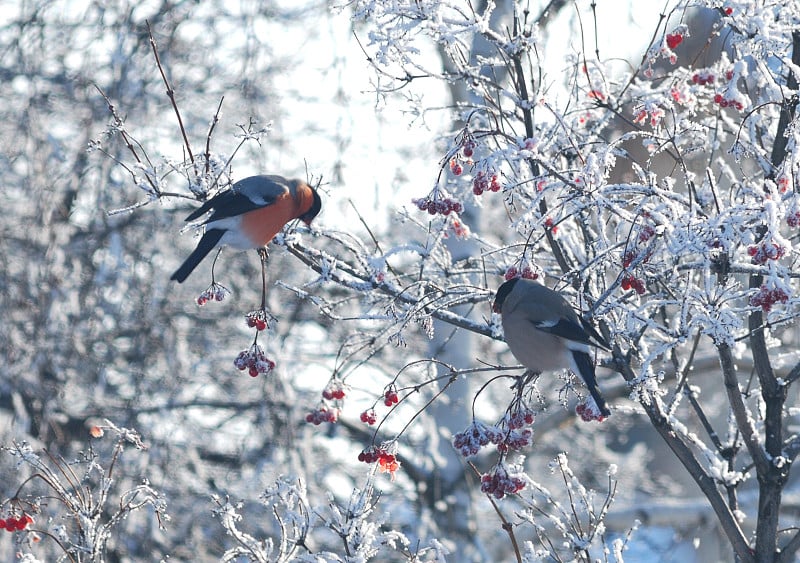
[714,93,724,104]
[255,319,267,331]
[5,518,16,532]
[463,146,473,157]
[724,6,733,15]
[0,519,5,530]
[666,33,683,49]
[248,366,259,378]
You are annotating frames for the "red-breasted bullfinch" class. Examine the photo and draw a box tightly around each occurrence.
[493,277,611,417]
[171,175,322,283]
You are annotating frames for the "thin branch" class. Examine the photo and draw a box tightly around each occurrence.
[147,21,195,170]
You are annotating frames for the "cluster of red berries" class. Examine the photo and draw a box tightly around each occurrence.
[505,407,535,430]
[196,283,230,306]
[450,158,464,176]
[358,446,401,476]
[245,309,274,332]
[359,409,378,425]
[453,421,505,457]
[322,380,346,401]
[497,428,534,453]
[750,285,789,312]
[691,71,716,86]
[787,211,800,228]
[576,401,609,422]
[234,345,276,377]
[358,446,386,463]
[496,407,535,453]
[453,407,536,458]
[504,265,538,281]
[305,406,340,425]
[0,514,33,532]
[472,171,501,195]
[383,388,400,407]
[621,275,646,295]
[713,93,744,111]
[665,32,683,50]
[480,464,526,499]
[748,241,785,265]
[412,196,464,216]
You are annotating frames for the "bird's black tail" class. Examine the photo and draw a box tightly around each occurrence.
[171,229,225,283]
[572,351,611,417]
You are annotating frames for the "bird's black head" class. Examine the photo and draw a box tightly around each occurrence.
[492,277,520,313]
[300,187,322,225]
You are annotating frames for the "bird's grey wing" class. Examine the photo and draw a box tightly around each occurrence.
[184,176,289,223]
[528,316,595,347]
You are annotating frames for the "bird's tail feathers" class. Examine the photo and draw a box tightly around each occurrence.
[571,351,611,417]
[170,229,225,283]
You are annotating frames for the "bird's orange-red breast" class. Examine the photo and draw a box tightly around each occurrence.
[239,181,318,246]
[171,175,321,283]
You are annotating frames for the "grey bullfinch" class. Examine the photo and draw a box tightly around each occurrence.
[493,277,611,417]
[171,174,322,282]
